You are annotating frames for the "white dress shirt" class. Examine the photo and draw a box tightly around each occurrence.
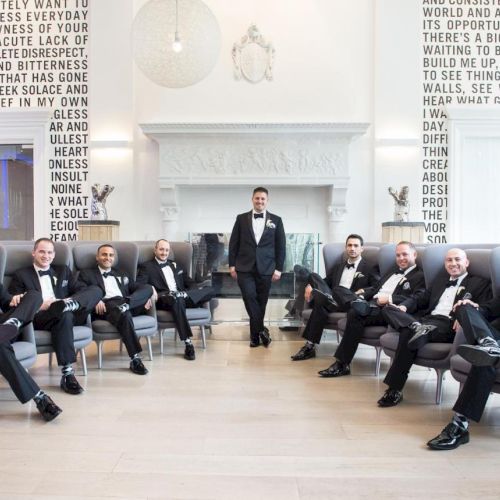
[34,265,56,301]
[252,210,266,245]
[156,258,177,291]
[99,267,123,299]
[431,273,468,317]
[338,257,362,289]
[375,265,417,300]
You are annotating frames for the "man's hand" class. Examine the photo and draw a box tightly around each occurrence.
[144,298,153,310]
[376,294,391,306]
[272,270,282,282]
[388,303,407,312]
[9,293,24,308]
[95,300,107,315]
[304,284,313,303]
[355,289,364,295]
[229,266,237,280]
[151,287,158,302]
[453,319,460,332]
[453,298,479,312]
[39,298,56,311]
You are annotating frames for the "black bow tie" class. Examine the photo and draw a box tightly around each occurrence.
[395,269,405,275]
[446,279,459,288]
[102,271,113,278]
[253,213,264,219]
[38,269,51,277]
[345,263,355,270]
[158,261,169,269]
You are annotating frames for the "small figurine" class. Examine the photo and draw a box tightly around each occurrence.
[388,186,410,222]
[91,184,114,221]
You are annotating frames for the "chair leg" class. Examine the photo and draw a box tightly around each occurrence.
[374,346,382,377]
[79,348,88,376]
[434,368,446,404]
[48,352,53,368]
[200,325,206,349]
[336,330,340,343]
[146,336,153,361]
[119,340,123,353]
[96,341,103,369]
[159,329,164,355]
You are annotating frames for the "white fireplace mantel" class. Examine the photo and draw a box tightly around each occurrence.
[140,122,369,241]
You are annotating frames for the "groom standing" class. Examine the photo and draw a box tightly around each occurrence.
[229,187,286,347]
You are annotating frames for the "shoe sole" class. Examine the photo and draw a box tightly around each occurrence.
[318,371,350,378]
[42,408,63,422]
[457,345,500,367]
[377,396,403,408]
[291,353,316,361]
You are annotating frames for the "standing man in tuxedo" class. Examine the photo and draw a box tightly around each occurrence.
[0,285,62,421]
[427,295,500,450]
[317,241,425,378]
[78,244,154,375]
[10,238,103,395]
[137,239,216,360]
[377,248,491,408]
[291,234,379,361]
[229,187,286,347]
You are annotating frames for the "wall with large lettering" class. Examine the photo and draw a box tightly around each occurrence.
[0,0,89,241]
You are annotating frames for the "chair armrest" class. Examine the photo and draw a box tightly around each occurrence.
[20,323,36,345]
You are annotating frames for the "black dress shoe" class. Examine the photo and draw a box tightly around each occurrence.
[0,324,19,343]
[318,361,350,377]
[60,373,84,395]
[312,289,338,308]
[259,329,272,348]
[249,340,260,347]
[184,343,196,360]
[457,343,500,367]
[427,422,470,450]
[350,299,371,317]
[377,389,403,407]
[291,344,316,361]
[36,394,62,422]
[407,323,437,350]
[130,357,148,375]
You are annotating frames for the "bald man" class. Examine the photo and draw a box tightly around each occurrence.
[376,248,491,408]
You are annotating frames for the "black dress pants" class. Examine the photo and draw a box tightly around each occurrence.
[0,291,43,403]
[33,286,103,366]
[237,271,273,342]
[452,304,500,422]
[157,287,216,341]
[95,285,153,358]
[382,307,454,391]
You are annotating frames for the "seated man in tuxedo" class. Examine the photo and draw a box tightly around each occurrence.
[317,241,425,378]
[137,239,216,361]
[427,295,500,450]
[291,234,379,361]
[0,286,62,421]
[78,244,154,375]
[377,248,491,408]
[10,238,103,395]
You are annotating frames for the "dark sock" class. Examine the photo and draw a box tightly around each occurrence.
[453,413,469,430]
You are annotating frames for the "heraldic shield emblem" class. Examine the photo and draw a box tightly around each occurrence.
[232,24,275,83]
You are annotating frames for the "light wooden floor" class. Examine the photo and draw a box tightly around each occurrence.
[1,326,500,500]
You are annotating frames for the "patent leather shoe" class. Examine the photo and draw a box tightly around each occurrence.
[259,329,272,348]
[184,343,196,360]
[408,323,437,350]
[130,357,148,375]
[36,394,62,422]
[291,344,316,361]
[457,343,500,367]
[377,389,403,407]
[318,361,350,377]
[427,422,470,450]
[60,373,84,395]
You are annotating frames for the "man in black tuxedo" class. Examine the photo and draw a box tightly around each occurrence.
[0,285,62,421]
[318,241,425,378]
[377,248,491,408]
[78,244,153,375]
[137,239,216,360]
[427,295,500,450]
[9,238,103,395]
[229,187,286,347]
[291,234,379,361]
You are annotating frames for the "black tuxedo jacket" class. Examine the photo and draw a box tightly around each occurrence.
[363,265,425,306]
[9,265,82,299]
[325,258,379,292]
[228,210,286,276]
[136,259,195,293]
[77,266,140,298]
[402,273,492,317]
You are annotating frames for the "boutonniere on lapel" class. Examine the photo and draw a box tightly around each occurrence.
[53,276,58,285]
[354,272,364,279]
[398,276,407,285]
[62,279,68,287]
[403,281,411,290]
[171,261,177,268]
[266,219,276,229]
[456,286,465,296]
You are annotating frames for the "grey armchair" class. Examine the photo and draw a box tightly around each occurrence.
[72,242,157,368]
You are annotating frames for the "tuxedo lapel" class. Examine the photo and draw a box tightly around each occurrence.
[93,268,106,293]
[28,267,42,293]
[247,211,257,245]
[154,260,169,289]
